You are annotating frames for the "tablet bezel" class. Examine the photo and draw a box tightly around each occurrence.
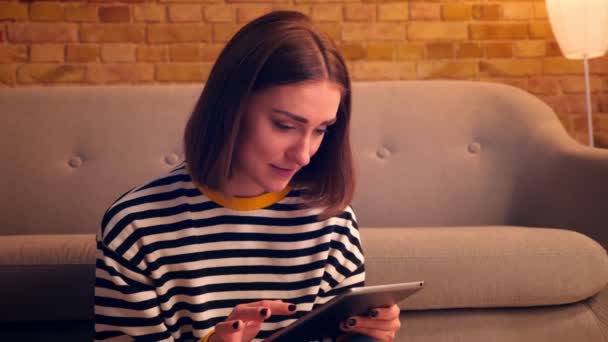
[264,281,425,342]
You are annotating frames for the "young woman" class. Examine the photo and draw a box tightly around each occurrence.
[94,11,401,342]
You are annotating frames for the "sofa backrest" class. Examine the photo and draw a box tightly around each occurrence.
[0,81,570,235]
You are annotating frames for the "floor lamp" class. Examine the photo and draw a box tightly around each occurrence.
[546,0,608,148]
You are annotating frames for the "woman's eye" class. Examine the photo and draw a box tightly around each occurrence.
[273,121,294,130]
[315,128,328,135]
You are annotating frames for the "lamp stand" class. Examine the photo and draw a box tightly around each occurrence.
[583,54,595,147]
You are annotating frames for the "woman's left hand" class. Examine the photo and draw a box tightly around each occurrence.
[338,304,401,342]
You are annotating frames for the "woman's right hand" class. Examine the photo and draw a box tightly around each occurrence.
[210,300,297,342]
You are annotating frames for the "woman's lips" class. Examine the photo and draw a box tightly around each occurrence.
[271,165,296,177]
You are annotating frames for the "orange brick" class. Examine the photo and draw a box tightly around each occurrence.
[87,64,154,84]
[456,43,482,59]
[162,0,222,3]
[417,61,479,79]
[590,57,608,75]
[201,44,224,62]
[212,23,241,43]
[528,77,560,95]
[237,5,273,23]
[546,41,562,57]
[204,5,236,23]
[67,45,99,62]
[339,43,366,60]
[0,45,28,63]
[480,59,542,77]
[99,6,131,23]
[17,64,86,84]
[513,41,545,57]
[529,22,554,39]
[30,3,65,22]
[0,3,28,21]
[408,22,467,41]
[410,3,440,21]
[30,44,64,62]
[472,4,501,20]
[8,24,78,43]
[317,22,341,41]
[169,5,202,22]
[442,3,472,21]
[170,44,201,62]
[81,24,145,43]
[272,5,311,16]
[480,78,528,91]
[155,63,212,82]
[485,43,513,58]
[470,24,528,40]
[560,77,603,94]
[343,23,405,41]
[101,44,136,62]
[64,4,98,22]
[344,4,375,22]
[427,43,454,59]
[543,57,584,75]
[366,42,394,60]
[133,5,166,22]
[502,2,533,20]
[147,24,211,43]
[136,45,169,62]
[0,65,16,86]
[396,43,425,60]
[534,3,548,19]
[378,3,408,21]
[353,61,401,81]
[311,4,343,22]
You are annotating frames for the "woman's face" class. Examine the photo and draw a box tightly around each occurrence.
[225,80,342,197]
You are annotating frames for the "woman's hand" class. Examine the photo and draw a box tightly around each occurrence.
[338,304,401,342]
[210,300,296,342]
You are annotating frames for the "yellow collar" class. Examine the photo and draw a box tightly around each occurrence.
[197,184,292,211]
[185,162,291,210]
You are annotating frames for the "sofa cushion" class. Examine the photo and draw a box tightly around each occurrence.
[362,226,608,309]
[0,234,96,322]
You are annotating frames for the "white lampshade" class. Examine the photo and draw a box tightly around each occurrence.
[546,0,608,60]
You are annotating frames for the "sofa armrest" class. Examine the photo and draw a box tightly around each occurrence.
[515,124,608,249]
[361,226,608,311]
[587,285,608,341]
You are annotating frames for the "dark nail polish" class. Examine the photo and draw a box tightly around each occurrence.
[348,318,357,327]
[370,309,378,318]
[260,308,268,317]
[232,321,239,330]
[288,304,296,312]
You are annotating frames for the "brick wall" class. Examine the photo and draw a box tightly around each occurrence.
[1,0,607,146]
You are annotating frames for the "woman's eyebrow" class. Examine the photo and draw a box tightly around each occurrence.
[271,108,336,125]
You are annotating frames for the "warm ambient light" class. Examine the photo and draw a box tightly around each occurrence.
[546,0,608,147]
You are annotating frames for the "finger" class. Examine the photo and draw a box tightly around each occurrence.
[243,300,297,315]
[340,316,400,332]
[339,326,395,342]
[215,320,244,342]
[229,305,271,321]
[368,304,401,320]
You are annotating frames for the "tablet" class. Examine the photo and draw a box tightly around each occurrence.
[264,281,425,342]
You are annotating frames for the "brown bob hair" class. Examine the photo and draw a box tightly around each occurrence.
[183,11,354,218]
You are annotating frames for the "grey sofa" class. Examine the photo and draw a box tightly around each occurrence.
[1,81,607,342]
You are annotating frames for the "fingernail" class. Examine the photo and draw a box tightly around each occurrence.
[288,304,296,312]
[369,309,378,318]
[348,318,357,327]
[260,308,268,317]
[232,321,240,330]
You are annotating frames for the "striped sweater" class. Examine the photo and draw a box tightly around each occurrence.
[94,163,365,342]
